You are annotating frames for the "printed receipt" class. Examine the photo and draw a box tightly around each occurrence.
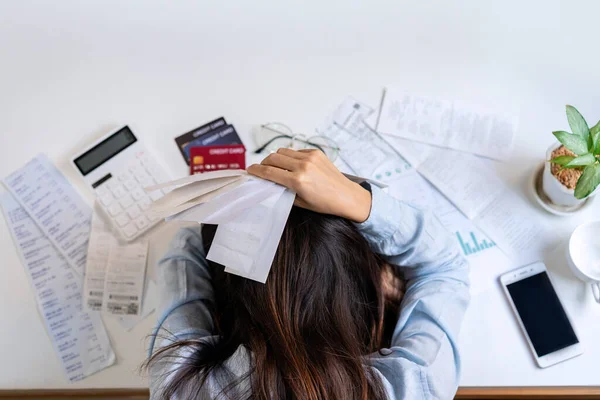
[2,154,92,274]
[85,206,156,328]
[84,209,116,311]
[318,97,411,182]
[1,193,115,381]
[103,241,148,316]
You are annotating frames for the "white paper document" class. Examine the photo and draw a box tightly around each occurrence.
[103,240,148,316]
[318,97,412,182]
[151,176,241,213]
[415,148,554,265]
[2,154,92,273]
[377,89,517,160]
[388,171,511,294]
[379,134,433,168]
[145,169,247,192]
[84,210,115,311]
[168,179,284,225]
[473,192,558,266]
[208,188,296,283]
[1,193,115,382]
[417,149,504,220]
[117,279,158,331]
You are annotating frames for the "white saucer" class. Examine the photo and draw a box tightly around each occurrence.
[531,163,594,216]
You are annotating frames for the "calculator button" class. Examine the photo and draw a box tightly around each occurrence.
[123,179,138,191]
[126,205,141,219]
[107,202,122,217]
[149,190,163,201]
[122,223,138,238]
[138,196,152,210]
[129,163,145,175]
[134,215,150,230]
[135,172,149,183]
[99,193,114,207]
[119,195,134,208]
[95,185,108,197]
[117,172,130,182]
[115,213,130,227]
[140,177,156,189]
[111,185,127,199]
[146,212,159,222]
[131,188,146,201]
[107,179,121,190]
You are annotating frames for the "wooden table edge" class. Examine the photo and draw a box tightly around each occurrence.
[1,387,600,398]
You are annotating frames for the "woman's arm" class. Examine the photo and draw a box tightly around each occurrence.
[356,185,469,399]
[149,226,215,356]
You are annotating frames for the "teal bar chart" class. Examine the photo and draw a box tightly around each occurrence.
[456,231,495,256]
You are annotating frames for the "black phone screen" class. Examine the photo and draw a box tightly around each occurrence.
[507,272,578,357]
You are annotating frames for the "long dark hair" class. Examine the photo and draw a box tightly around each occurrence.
[148,207,400,399]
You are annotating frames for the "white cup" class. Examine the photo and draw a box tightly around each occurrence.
[567,221,600,303]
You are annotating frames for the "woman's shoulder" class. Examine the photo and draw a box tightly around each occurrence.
[150,340,252,400]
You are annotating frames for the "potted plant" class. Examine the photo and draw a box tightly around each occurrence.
[545,105,600,206]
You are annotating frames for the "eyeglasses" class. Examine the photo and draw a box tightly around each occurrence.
[253,122,340,162]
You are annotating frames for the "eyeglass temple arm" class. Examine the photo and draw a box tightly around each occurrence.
[253,134,293,154]
[254,132,339,155]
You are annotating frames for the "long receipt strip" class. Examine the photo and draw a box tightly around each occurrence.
[377,89,518,161]
[84,211,115,311]
[0,193,115,381]
[103,240,148,316]
[2,154,91,273]
[85,208,157,328]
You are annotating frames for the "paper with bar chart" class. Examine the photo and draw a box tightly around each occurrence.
[456,231,496,256]
[388,170,512,295]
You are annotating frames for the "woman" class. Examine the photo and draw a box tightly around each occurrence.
[147,148,470,399]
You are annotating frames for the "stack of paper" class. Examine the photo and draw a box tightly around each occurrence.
[319,95,556,293]
[147,170,296,283]
[1,154,115,381]
[147,169,384,283]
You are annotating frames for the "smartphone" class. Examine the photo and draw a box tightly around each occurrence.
[500,262,583,368]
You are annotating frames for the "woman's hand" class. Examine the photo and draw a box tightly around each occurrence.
[247,148,372,223]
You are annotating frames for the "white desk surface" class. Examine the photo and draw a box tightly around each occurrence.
[1,0,600,390]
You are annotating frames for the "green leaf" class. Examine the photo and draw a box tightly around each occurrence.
[566,105,590,144]
[549,155,575,166]
[553,131,588,155]
[563,153,595,168]
[592,121,600,155]
[574,164,600,199]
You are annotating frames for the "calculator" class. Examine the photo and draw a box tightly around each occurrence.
[71,126,171,241]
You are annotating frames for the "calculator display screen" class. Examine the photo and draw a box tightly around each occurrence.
[74,126,137,175]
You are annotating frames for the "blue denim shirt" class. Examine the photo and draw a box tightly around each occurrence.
[149,186,470,400]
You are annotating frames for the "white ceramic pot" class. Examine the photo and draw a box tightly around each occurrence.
[543,143,587,207]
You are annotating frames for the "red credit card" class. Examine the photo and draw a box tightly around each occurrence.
[190,144,246,175]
